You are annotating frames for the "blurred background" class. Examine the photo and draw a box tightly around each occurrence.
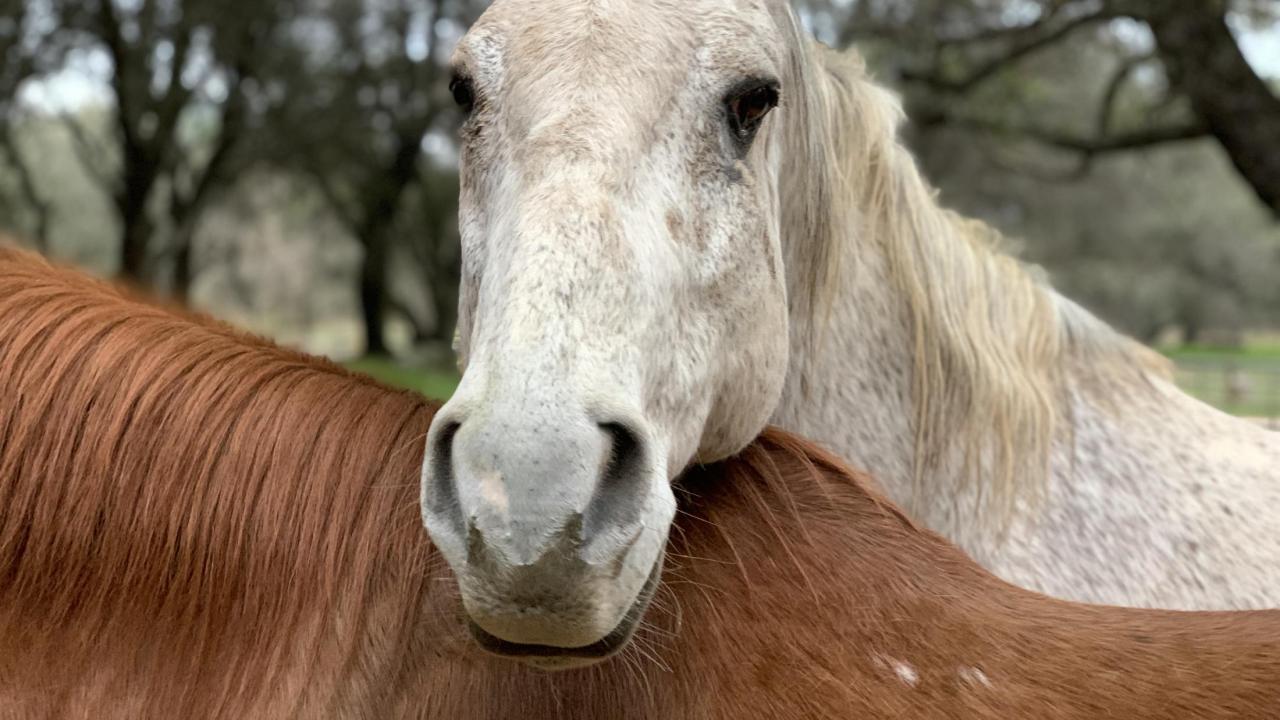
[0,0,1277,424]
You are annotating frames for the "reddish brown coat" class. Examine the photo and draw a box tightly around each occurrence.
[1,247,1276,719]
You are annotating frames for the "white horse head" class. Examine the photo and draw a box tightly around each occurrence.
[424,0,1280,662]
[420,0,829,666]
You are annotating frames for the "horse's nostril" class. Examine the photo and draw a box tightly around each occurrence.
[599,421,643,486]
[585,420,650,539]
[430,420,462,483]
[425,419,465,529]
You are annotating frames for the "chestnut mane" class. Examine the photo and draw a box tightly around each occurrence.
[0,248,436,716]
[2,246,1277,719]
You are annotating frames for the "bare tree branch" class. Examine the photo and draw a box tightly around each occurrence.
[1140,0,1280,215]
[304,154,361,234]
[57,110,119,193]
[925,109,1211,156]
[96,0,142,153]
[902,9,1120,93]
[151,20,199,166]
[46,0,306,284]
[983,135,1098,183]
[0,122,53,250]
[0,0,56,249]
[893,0,1279,215]
[1096,53,1157,137]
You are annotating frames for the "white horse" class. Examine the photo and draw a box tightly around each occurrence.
[421,0,1280,662]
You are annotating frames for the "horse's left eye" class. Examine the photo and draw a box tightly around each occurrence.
[725,80,780,146]
[450,74,476,114]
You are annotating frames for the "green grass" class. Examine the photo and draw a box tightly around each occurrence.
[1163,345,1280,364]
[1161,333,1280,364]
[346,357,461,400]
[1162,341,1280,418]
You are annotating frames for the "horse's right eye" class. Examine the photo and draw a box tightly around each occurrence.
[450,75,476,114]
[724,79,780,148]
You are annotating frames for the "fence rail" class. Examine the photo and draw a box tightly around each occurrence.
[1173,358,1280,429]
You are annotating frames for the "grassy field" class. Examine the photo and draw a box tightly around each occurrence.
[348,340,1280,419]
[347,357,461,400]
[1159,334,1280,418]
[1162,343,1280,363]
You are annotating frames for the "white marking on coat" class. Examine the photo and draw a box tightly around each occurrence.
[958,666,993,689]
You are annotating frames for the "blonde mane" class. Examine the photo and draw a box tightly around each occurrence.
[784,37,1172,520]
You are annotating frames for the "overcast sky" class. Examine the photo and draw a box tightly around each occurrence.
[1239,27,1280,76]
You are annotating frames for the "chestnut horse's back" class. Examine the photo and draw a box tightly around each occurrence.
[2,246,1278,720]
[0,247,438,718]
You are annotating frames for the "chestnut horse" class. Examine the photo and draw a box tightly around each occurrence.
[1,247,1277,719]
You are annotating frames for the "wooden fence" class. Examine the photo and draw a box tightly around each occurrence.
[1173,358,1280,429]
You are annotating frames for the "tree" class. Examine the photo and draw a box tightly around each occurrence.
[51,0,295,295]
[396,161,461,347]
[0,0,55,248]
[857,0,1280,217]
[267,0,475,356]
[798,0,1280,340]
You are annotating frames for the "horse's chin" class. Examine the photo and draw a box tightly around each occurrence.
[466,557,662,671]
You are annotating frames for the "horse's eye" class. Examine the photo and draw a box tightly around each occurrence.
[725,80,780,146]
[450,75,476,113]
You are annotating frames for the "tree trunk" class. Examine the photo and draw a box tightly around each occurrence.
[1141,2,1280,217]
[428,248,460,345]
[0,127,51,252]
[430,277,459,345]
[118,209,154,283]
[360,235,391,357]
[171,229,197,303]
[1183,321,1202,346]
[116,140,161,282]
[1179,298,1205,346]
[353,132,425,357]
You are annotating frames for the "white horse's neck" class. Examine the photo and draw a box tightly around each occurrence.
[770,40,1280,612]
[772,40,1084,532]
